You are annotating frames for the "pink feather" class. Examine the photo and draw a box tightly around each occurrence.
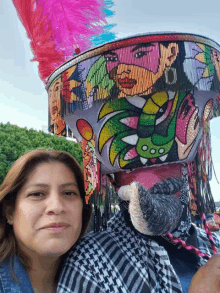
[37,0,106,57]
[12,0,106,82]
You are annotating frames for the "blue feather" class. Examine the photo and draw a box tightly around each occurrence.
[90,0,117,47]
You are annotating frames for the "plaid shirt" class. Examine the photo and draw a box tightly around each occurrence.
[58,211,220,293]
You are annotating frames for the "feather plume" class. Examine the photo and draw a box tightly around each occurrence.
[12,0,112,83]
[91,0,117,47]
[91,24,117,47]
[13,0,66,82]
[37,0,106,57]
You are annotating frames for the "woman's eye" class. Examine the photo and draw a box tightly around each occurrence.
[105,56,118,62]
[55,86,60,91]
[135,51,147,59]
[64,191,78,197]
[29,192,45,198]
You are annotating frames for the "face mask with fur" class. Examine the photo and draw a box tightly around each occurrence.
[118,177,187,236]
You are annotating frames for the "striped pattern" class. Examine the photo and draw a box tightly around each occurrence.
[58,211,220,293]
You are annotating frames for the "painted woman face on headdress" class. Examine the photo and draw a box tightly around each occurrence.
[211,48,220,81]
[104,42,179,96]
[48,77,62,123]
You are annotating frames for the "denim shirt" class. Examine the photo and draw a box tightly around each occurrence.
[0,254,34,293]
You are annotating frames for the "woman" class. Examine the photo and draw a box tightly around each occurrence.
[0,149,91,293]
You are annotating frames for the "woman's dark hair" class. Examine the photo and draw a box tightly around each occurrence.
[154,41,193,93]
[0,148,92,281]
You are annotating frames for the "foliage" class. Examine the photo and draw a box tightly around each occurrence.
[0,123,83,184]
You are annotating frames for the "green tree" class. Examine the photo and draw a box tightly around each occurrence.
[0,123,83,184]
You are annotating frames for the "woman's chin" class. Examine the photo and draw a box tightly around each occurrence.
[36,240,74,258]
[38,247,71,258]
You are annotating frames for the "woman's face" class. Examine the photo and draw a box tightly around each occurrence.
[211,49,220,81]
[104,43,178,96]
[105,43,161,96]
[9,162,83,259]
[49,78,62,123]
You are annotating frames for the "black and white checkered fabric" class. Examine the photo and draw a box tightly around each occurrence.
[58,211,220,293]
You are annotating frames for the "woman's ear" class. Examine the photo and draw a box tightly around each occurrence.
[5,206,14,225]
[164,43,179,67]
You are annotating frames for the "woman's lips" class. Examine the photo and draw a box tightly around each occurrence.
[118,77,137,89]
[52,106,58,114]
[45,226,68,233]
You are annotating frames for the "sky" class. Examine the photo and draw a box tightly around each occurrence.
[1,0,220,200]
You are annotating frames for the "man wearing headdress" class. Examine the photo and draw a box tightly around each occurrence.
[53,35,220,293]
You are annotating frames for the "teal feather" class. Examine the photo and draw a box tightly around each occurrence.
[90,0,117,47]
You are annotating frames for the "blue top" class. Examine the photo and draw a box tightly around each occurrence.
[168,249,196,293]
[0,254,34,293]
[149,225,200,293]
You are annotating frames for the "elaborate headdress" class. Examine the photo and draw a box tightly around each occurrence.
[46,33,220,257]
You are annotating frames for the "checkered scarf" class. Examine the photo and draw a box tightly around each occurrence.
[57,210,220,293]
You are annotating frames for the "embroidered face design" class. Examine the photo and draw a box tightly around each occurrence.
[76,119,98,202]
[84,142,98,195]
[211,48,220,81]
[49,77,62,123]
[175,94,200,159]
[85,156,97,188]
[104,42,179,96]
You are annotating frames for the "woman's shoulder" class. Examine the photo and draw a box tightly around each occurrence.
[0,255,34,293]
[66,210,139,263]
[75,210,131,244]
[0,257,18,293]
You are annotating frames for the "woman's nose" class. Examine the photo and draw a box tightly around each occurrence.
[45,193,66,214]
[117,64,131,74]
